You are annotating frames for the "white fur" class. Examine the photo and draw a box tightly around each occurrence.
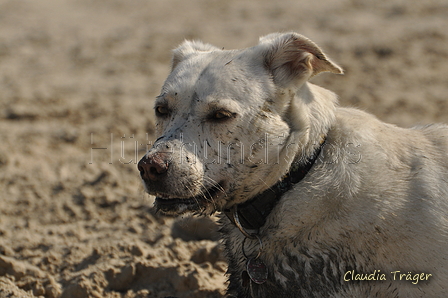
[140,32,448,297]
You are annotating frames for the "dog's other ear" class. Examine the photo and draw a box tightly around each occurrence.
[259,32,343,88]
[171,40,220,71]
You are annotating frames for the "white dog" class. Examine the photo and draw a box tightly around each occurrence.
[138,32,448,297]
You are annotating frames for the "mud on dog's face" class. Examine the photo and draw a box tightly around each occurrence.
[137,33,342,215]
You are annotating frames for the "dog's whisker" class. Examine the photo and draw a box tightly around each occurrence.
[200,177,226,212]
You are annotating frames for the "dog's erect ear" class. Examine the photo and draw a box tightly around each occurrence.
[259,32,343,88]
[171,40,220,71]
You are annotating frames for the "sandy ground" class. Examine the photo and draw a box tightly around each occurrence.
[0,0,447,297]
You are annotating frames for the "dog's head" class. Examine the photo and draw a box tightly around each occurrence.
[138,32,342,215]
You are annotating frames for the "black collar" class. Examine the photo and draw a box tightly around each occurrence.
[224,141,324,233]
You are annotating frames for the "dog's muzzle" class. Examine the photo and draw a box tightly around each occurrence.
[138,147,225,215]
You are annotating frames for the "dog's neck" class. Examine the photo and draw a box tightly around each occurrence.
[293,83,337,157]
[224,138,325,235]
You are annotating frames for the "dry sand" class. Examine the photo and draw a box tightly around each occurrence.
[0,0,447,297]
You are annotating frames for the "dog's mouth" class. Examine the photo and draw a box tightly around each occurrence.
[154,182,226,215]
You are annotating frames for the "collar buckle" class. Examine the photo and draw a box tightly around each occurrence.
[229,205,259,239]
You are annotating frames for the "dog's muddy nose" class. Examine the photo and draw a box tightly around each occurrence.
[138,153,169,181]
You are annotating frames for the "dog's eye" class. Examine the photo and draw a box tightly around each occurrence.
[214,111,231,119]
[155,105,170,117]
[209,110,234,122]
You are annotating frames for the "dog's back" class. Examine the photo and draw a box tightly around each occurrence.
[329,108,448,296]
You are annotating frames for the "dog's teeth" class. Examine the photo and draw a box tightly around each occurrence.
[156,193,171,199]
